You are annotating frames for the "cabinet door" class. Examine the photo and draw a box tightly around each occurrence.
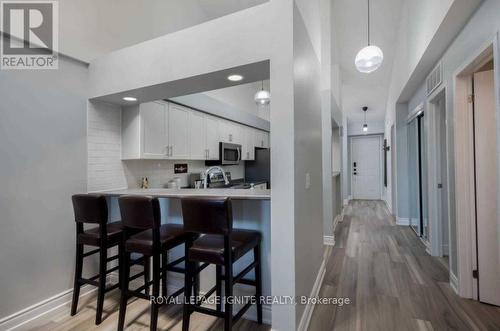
[168,104,190,159]
[263,131,270,148]
[254,129,264,148]
[205,116,220,160]
[242,127,255,160]
[189,110,206,160]
[219,120,232,143]
[254,130,270,149]
[141,102,167,158]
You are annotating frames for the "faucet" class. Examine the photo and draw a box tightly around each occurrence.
[202,166,229,189]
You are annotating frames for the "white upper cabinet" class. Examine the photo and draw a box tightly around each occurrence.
[122,101,269,160]
[205,115,220,160]
[122,101,168,160]
[141,102,167,158]
[168,104,190,159]
[189,110,206,160]
[241,126,255,161]
[254,129,270,149]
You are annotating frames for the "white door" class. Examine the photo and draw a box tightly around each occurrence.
[205,116,220,160]
[189,110,206,160]
[141,102,167,158]
[168,104,190,159]
[473,70,500,306]
[351,136,382,200]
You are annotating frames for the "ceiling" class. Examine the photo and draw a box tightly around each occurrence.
[58,0,268,62]
[333,0,403,125]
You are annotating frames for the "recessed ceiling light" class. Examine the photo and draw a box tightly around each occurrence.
[123,97,137,102]
[227,74,243,82]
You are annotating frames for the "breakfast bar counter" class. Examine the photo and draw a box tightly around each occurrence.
[97,187,272,323]
[98,188,271,200]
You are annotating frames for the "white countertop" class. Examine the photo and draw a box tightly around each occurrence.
[97,188,271,200]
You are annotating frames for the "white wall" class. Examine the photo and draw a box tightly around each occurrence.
[0,53,89,319]
[293,1,325,326]
[402,0,500,277]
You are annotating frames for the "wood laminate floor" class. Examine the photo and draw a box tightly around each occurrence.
[17,200,500,330]
[309,200,500,331]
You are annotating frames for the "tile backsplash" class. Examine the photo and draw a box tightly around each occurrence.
[123,159,244,188]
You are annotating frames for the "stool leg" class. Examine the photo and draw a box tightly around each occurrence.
[224,262,233,331]
[254,245,263,324]
[216,265,222,312]
[162,252,168,297]
[95,246,107,324]
[118,251,130,331]
[150,253,160,331]
[182,259,193,331]
[144,255,151,296]
[70,243,83,316]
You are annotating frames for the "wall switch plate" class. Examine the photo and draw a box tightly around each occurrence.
[305,173,311,189]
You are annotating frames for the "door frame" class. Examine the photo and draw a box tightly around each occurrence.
[427,86,449,258]
[453,32,500,299]
[350,134,383,200]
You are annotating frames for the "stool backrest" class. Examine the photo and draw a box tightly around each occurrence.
[119,195,161,230]
[72,194,108,224]
[181,197,233,235]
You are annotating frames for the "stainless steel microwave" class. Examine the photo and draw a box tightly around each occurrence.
[220,142,241,165]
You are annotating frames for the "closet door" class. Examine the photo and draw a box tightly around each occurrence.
[474,70,500,306]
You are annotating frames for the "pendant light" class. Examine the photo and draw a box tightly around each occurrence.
[362,106,369,132]
[255,81,270,105]
[355,0,384,73]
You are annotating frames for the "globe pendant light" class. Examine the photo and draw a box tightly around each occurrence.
[255,81,270,105]
[355,0,383,73]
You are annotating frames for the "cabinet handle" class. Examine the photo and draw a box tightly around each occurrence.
[229,134,233,142]
[207,149,210,159]
[169,145,173,157]
[261,140,264,147]
[247,152,249,159]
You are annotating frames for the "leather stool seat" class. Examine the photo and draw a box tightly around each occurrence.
[125,223,186,255]
[189,229,261,265]
[77,221,123,246]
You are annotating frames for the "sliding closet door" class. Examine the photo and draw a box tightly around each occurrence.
[408,118,420,234]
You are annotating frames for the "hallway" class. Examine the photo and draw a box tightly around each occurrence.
[309,200,500,331]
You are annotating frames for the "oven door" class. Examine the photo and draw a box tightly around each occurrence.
[220,142,241,165]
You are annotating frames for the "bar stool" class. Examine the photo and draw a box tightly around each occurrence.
[117,195,188,331]
[181,197,263,331]
[71,194,149,325]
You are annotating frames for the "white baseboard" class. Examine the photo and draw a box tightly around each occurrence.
[0,271,272,330]
[396,217,410,226]
[0,275,114,331]
[297,259,326,331]
[323,235,335,246]
[450,272,459,295]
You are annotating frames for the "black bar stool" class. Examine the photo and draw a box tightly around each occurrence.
[181,197,263,331]
[117,195,188,331]
[71,194,149,325]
